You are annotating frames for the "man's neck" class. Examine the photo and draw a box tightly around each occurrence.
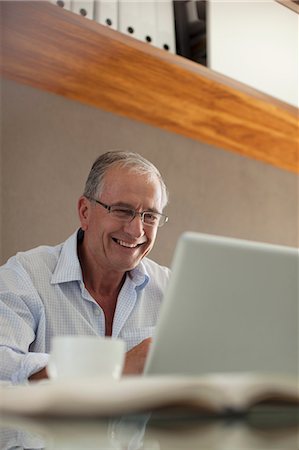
[77,239,126,298]
[77,239,126,336]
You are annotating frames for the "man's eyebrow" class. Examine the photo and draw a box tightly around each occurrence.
[112,202,160,213]
[111,201,134,208]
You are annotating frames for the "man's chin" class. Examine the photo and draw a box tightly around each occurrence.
[110,256,143,273]
[110,245,152,271]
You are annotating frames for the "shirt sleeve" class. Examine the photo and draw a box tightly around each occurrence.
[0,346,49,384]
[0,258,49,384]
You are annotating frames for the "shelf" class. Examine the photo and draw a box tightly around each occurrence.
[1,1,298,173]
[276,0,299,14]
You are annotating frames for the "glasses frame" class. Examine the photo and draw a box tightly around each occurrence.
[88,198,168,228]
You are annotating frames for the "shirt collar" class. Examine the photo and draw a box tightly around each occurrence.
[51,229,149,290]
[129,261,149,290]
[51,229,83,284]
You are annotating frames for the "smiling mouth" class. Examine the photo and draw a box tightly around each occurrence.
[112,238,145,248]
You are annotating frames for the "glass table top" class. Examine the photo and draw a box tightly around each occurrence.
[1,408,298,450]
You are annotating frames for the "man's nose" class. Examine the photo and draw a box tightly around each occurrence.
[123,214,144,237]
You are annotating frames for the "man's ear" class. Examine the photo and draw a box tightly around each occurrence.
[78,196,90,231]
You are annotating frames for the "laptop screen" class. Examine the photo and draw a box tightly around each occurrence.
[145,232,298,377]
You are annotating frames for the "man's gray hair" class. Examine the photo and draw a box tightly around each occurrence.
[83,151,169,210]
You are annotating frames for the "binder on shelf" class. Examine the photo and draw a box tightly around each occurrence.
[94,1,118,31]
[118,0,142,41]
[50,0,72,11]
[138,1,157,46]
[155,0,176,53]
[72,0,95,20]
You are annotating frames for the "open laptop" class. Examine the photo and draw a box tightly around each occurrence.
[145,232,298,376]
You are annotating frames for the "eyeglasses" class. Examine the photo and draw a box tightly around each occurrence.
[89,198,168,228]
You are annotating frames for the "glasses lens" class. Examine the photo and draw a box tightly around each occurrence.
[110,206,135,221]
[109,205,168,227]
[143,212,161,226]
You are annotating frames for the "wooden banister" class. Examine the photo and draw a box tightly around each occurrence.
[1,1,298,173]
[276,0,299,14]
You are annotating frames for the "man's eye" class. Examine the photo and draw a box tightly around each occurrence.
[144,213,158,223]
[113,208,133,217]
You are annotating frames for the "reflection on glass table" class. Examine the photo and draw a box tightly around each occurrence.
[1,408,298,450]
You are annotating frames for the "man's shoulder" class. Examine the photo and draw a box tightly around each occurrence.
[2,230,80,285]
[6,231,78,270]
[142,257,171,282]
[18,239,62,261]
[0,242,63,291]
[7,242,63,276]
[3,232,75,278]
[142,256,170,272]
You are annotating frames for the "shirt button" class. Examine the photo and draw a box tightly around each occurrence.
[94,307,101,316]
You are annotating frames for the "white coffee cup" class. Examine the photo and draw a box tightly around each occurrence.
[47,335,126,381]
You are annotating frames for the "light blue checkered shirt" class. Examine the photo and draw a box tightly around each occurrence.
[0,230,170,384]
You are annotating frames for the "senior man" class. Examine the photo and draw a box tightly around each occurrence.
[0,151,170,383]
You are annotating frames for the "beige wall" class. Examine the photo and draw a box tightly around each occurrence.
[0,80,2,261]
[1,79,297,267]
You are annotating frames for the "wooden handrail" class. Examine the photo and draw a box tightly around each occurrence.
[1,1,298,173]
[276,0,299,14]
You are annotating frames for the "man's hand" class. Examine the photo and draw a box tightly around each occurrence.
[29,338,152,380]
[123,337,152,375]
[28,367,48,381]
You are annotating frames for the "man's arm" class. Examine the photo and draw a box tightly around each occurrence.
[28,338,152,381]
[0,296,49,383]
[123,338,152,375]
[28,367,49,381]
[0,260,50,383]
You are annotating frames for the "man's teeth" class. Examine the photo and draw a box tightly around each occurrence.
[116,239,139,248]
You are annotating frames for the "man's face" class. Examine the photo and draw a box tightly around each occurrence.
[79,165,164,274]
